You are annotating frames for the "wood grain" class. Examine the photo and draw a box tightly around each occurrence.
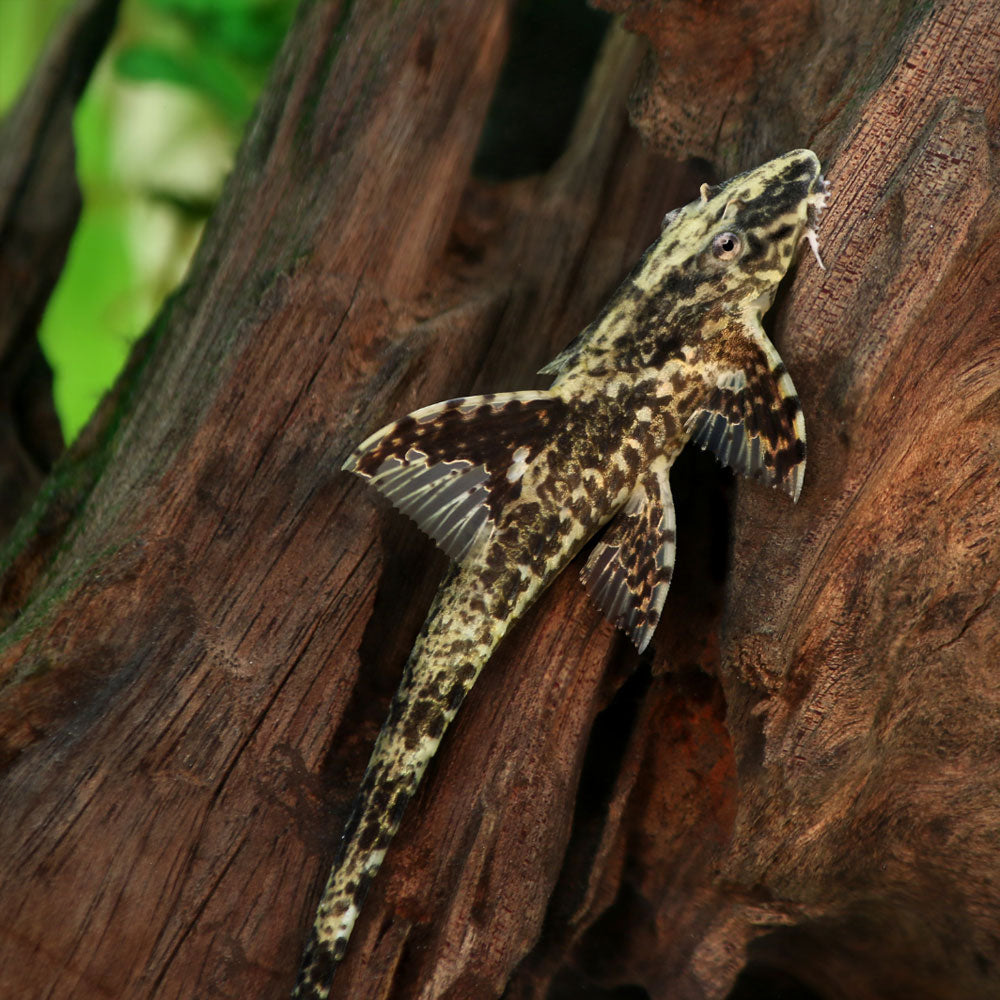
[1,1,998,999]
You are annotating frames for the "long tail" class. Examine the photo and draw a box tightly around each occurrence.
[293,567,504,999]
[294,388,586,997]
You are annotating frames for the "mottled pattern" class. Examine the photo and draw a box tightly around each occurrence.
[581,453,675,652]
[346,392,567,560]
[293,150,829,998]
[688,345,807,501]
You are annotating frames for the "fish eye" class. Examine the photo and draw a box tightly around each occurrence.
[712,231,742,260]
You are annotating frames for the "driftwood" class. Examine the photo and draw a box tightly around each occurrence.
[1,1,998,998]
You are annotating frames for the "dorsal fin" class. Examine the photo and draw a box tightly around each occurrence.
[537,326,592,378]
[686,323,807,500]
[344,391,566,562]
[581,455,675,653]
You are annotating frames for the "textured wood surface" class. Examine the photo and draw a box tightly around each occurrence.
[1,1,998,999]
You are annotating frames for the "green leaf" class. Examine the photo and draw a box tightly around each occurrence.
[114,43,253,127]
[115,43,197,87]
[143,0,296,67]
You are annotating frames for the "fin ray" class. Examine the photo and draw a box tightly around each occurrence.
[345,391,567,561]
[581,455,675,652]
[687,323,806,500]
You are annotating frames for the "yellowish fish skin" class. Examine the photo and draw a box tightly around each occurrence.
[293,149,829,998]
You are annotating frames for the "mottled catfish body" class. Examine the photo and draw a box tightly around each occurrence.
[294,149,829,998]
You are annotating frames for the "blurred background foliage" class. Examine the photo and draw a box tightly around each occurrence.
[0,0,297,443]
[1,0,607,445]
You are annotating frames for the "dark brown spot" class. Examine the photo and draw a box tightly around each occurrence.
[428,710,446,740]
[606,465,625,497]
[446,680,466,712]
[357,817,381,852]
[369,778,394,813]
[307,943,338,989]
[621,446,641,475]
[389,788,410,826]
[752,401,772,436]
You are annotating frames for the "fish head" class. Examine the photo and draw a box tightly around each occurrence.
[643,149,829,324]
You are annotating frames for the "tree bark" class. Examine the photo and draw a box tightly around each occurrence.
[1,1,998,1000]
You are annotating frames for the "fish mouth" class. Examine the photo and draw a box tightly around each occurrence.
[801,174,831,270]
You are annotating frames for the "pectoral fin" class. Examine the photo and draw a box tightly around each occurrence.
[344,391,567,562]
[686,325,807,500]
[581,455,675,653]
